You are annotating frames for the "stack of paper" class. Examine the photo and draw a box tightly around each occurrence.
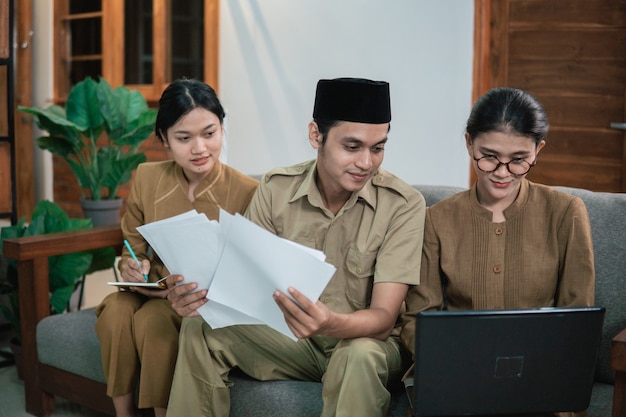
[137,209,336,339]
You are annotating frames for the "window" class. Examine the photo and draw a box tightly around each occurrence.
[53,0,219,103]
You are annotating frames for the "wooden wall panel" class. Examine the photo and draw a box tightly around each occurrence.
[545,129,623,161]
[509,0,626,26]
[0,142,11,213]
[509,30,626,60]
[0,0,8,58]
[508,61,624,95]
[529,160,621,192]
[537,95,623,129]
[0,65,6,136]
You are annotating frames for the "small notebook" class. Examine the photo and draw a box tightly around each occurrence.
[107,276,167,289]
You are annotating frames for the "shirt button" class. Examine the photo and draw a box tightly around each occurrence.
[356,268,362,274]
[495,227,503,235]
[327,258,333,264]
[493,265,502,273]
[323,296,331,303]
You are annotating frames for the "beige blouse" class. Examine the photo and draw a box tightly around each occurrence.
[121,160,259,282]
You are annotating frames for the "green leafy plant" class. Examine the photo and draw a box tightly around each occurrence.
[0,200,116,344]
[17,77,157,200]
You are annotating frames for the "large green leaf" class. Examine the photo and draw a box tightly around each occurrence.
[115,110,157,148]
[19,106,84,149]
[86,247,117,274]
[65,77,104,134]
[18,105,74,129]
[66,157,97,199]
[36,134,83,158]
[97,78,126,141]
[102,152,146,191]
[49,251,93,291]
[123,89,150,125]
[49,284,75,315]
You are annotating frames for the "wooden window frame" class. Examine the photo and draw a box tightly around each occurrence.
[53,0,219,103]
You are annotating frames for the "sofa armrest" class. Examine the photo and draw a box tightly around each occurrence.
[611,327,626,417]
[612,327,626,370]
[2,225,122,415]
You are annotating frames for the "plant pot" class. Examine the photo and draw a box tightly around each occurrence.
[9,338,22,380]
[80,198,124,227]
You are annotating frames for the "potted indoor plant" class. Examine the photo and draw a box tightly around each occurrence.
[0,200,116,376]
[17,77,157,225]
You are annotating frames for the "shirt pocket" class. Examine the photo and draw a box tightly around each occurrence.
[345,247,377,309]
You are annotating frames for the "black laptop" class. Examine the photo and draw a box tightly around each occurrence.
[408,307,605,417]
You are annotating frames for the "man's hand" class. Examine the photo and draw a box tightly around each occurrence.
[164,275,208,317]
[273,287,332,339]
[275,282,409,341]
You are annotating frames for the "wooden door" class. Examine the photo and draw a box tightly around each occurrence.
[474,0,626,192]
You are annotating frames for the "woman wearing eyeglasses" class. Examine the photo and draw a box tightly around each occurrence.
[401,87,594,417]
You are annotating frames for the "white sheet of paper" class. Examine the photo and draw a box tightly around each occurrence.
[137,211,221,288]
[136,209,336,339]
[205,211,336,339]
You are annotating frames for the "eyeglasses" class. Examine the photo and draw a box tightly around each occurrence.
[472,154,536,176]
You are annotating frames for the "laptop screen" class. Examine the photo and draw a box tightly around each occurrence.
[411,307,604,417]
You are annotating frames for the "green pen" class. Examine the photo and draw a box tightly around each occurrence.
[124,239,149,281]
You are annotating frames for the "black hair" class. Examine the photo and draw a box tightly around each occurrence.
[155,78,225,143]
[312,119,342,144]
[466,87,549,145]
[312,119,391,145]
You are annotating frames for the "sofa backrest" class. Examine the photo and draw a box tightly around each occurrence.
[413,184,626,384]
[554,186,626,384]
[413,185,466,207]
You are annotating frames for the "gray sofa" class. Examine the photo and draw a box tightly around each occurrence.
[4,184,626,417]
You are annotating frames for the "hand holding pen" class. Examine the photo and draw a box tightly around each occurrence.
[123,239,150,282]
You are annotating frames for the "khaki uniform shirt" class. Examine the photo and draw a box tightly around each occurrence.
[244,159,426,351]
[121,160,259,282]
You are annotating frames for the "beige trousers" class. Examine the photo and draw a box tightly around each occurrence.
[166,317,403,417]
[95,291,181,409]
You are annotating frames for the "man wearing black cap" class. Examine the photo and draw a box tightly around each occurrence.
[165,78,426,417]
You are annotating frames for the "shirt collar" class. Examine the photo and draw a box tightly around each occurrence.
[175,159,224,194]
[469,178,529,220]
[289,160,377,210]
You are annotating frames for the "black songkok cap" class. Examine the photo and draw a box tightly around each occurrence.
[313,78,391,124]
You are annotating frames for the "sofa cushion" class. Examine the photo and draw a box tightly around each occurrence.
[554,186,626,384]
[230,370,408,417]
[37,308,106,383]
[37,308,409,416]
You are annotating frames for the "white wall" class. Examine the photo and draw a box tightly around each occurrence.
[31,0,475,198]
[219,0,474,187]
